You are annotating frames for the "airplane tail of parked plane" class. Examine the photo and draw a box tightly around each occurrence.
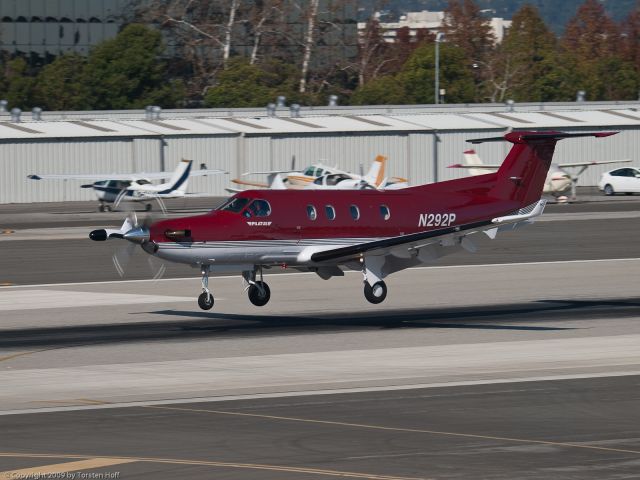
[362,155,387,188]
[462,150,491,177]
[471,131,617,207]
[163,159,193,194]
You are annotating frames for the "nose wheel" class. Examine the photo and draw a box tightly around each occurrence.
[198,265,214,310]
[364,281,387,304]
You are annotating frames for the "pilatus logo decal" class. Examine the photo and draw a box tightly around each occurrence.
[247,221,272,226]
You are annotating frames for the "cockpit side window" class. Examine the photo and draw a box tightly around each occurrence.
[246,199,271,217]
[219,197,250,213]
[303,166,316,176]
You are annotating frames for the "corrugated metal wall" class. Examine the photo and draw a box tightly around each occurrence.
[2,126,639,204]
[0,139,134,203]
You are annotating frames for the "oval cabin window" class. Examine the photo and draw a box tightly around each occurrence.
[350,205,360,220]
[307,205,317,220]
[325,205,336,220]
[380,205,391,220]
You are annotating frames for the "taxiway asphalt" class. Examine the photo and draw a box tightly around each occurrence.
[1,199,639,478]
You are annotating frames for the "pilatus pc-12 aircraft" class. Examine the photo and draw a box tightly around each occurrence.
[29,159,226,212]
[90,131,615,310]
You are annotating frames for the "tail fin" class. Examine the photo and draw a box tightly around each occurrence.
[166,159,193,194]
[462,149,488,177]
[363,155,387,187]
[469,131,617,206]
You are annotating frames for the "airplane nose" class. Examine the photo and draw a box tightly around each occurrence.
[89,229,107,241]
[123,226,150,244]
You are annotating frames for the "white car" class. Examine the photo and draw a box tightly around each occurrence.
[599,167,640,195]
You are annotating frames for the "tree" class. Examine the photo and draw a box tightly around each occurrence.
[31,54,90,110]
[2,58,35,109]
[204,57,299,107]
[82,24,183,109]
[399,42,475,103]
[483,4,568,102]
[561,0,636,100]
[442,0,494,66]
[349,75,406,105]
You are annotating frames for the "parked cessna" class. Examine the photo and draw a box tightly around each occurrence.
[229,155,408,192]
[90,131,615,310]
[29,159,226,212]
[449,149,630,201]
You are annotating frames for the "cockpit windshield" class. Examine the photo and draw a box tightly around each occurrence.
[218,197,250,213]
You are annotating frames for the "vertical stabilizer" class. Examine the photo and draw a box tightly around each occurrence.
[462,149,488,177]
[363,155,387,187]
[467,131,617,207]
[162,159,193,194]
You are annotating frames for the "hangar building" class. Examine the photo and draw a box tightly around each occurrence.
[1,101,639,204]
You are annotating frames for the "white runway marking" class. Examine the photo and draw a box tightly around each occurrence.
[0,289,193,311]
[0,369,638,416]
[1,257,639,289]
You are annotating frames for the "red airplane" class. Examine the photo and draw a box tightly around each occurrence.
[90,131,615,310]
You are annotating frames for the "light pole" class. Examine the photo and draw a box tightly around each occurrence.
[434,32,444,105]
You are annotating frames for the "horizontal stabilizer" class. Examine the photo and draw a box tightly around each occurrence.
[468,131,618,144]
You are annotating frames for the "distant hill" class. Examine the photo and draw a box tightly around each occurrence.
[362,0,638,34]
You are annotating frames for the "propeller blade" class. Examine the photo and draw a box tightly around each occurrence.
[112,242,137,278]
[147,256,166,281]
[113,189,129,211]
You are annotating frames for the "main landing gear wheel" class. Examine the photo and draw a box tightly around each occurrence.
[364,281,387,304]
[248,281,271,307]
[198,292,214,310]
[604,184,615,196]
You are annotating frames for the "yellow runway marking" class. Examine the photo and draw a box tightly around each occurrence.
[0,351,36,363]
[0,453,425,480]
[29,398,111,406]
[0,457,136,478]
[144,405,640,457]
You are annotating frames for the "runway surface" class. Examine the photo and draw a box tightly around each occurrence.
[1,198,640,478]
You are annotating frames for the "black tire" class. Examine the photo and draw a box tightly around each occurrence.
[248,281,271,306]
[604,184,615,196]
[198,292,214,310]
[98,204,105,212]
[364,281,387,304]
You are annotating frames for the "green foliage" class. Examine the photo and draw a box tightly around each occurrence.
[31,54,90,111]
[3,58,35,109]
[399,43,475,103]
[82,24,183,109]
[350,75,407,105]
[204,58,300,108]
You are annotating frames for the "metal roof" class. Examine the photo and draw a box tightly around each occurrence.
[2,103,640,141]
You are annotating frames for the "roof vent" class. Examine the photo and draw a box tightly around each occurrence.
[151,106,161,120]
[328,95,338,107]
[290,104,301,118]
[32,107,42,121]
[0,100,8,112]
[10,108,21,122]
[505,99,515,112]
[576,90,586,102]
[266,103,276,117]
[276,96,286,108]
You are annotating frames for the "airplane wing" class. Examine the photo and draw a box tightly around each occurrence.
[231,178,270,188]
[556,159,631,168]
[188,169,228,177]
[447,164,501,170]
[27,173,142,181]
[310,200,546,264]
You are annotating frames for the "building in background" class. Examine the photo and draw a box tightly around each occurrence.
[0,101,637,204]
[358,10,511,44]
[0,0,129,60]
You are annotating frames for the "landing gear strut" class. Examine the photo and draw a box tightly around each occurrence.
[243,267,271,306]
[198,265,214,310]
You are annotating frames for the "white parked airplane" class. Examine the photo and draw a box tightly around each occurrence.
[28,159,226,212]
[228,155,408,192]
[449,149,631,201]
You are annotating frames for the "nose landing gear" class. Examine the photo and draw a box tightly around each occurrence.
[198,265,214,310]
[243,267,271,306]
[364,281,387,304]
[362,256,388,304]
